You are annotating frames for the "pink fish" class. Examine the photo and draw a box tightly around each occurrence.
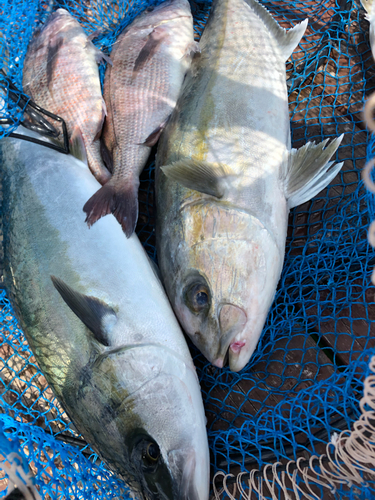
[23,8,111,184]
[83,0,199,237]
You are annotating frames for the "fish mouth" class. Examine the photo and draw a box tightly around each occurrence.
[213,350,228,369]
[168,449,204,500]
[212,304,247,368]
[213,334,246,369]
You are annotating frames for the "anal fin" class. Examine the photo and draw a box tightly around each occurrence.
[100,139,113,174]
[286,134,344,208]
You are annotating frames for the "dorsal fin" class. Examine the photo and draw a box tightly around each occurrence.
[51,275,117,346]
[243,0,308,61]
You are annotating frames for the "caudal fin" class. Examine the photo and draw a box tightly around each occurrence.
[83,180,139,237]
[286,134,344,208]
[243,0,308,61]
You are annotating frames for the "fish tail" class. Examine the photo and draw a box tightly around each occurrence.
[83,179,139,237]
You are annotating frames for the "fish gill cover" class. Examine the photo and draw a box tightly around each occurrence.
[0,0,375,498]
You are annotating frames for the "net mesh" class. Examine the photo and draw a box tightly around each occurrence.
[1,0,375,498]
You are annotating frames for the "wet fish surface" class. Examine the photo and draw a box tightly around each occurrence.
[156,0,344,372]
[22,8,111,184]
[361,0,375,60]
[0,126,209,500]
[83,0,199,237]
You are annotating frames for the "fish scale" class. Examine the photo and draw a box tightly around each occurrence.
[22,8,111,185]
[83,0,198,237]
[156,0,344,372]
[0,125,210,500]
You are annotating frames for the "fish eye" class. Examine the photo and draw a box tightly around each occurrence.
[185,283,210,313]
[142,441,160,468]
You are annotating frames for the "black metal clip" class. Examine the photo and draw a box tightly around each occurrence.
[0,72,70,155]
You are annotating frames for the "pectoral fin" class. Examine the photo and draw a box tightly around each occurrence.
[132,26,168,77]
[51,276,117,347]
[161,160,231,198]
[46,37,64,90]
[70,126,88,165]
[286,134,344,208]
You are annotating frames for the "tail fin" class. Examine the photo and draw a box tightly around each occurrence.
[243,0,308,61]
[286,134,344,208]
[83,179,139,237]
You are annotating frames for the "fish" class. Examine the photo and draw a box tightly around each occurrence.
[0,125,210,500]
[83,0,199,237]
[361,0,375,60]
[22,8,111,184]
[361,0,375,131]
[155,0,344,372]
[0,448,41,500]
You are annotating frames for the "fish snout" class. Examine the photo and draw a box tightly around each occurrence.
[168,448,208,500]
[212,304,247,367]
[219,304,247,336]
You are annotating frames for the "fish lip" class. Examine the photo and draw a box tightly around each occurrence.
[212,349,228,368]
[211,342,231,369]
[213,331,245,368]
[229,340,246,354]
[168,448,200,500]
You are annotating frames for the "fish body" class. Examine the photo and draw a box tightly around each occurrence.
[0,126,209,500]
[83,0,199,237]
[361,0,375,59]
[155,0,343,372]
[0,448,41,500]
[22,8,111,184]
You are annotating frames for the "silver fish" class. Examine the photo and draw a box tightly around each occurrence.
[155,0,344,372]
[0,451,41,500]
[22,8,111,184]
[83,0,199,237]
[361,0,375,60]
[0,126,209,500]
[360,0,375,131]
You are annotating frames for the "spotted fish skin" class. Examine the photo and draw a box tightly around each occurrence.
[22,8,111,184]
[83,0,198,237]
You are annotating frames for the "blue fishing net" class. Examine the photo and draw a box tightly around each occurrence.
[1,0,375,498]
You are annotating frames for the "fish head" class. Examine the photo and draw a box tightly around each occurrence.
[125,0,194,57]
[164,202,283,372]
[132,0,193,27]
[42,8,82,36]
[80,344,209,500]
